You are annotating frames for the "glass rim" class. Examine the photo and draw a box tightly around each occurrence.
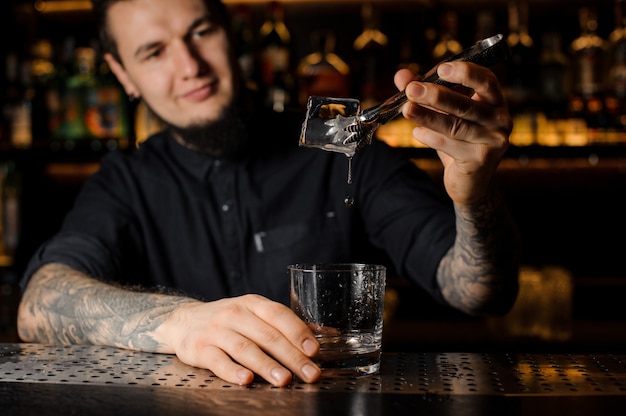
[287,263,386,272]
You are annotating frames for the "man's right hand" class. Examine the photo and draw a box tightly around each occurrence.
[18,263,321,386]
[160,294,321,386]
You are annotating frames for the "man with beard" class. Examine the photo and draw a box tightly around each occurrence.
[17,0,520,387]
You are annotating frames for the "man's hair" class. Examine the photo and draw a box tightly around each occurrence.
[90,0,231,65]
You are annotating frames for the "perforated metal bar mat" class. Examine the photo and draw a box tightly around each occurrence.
[1,344,625,396]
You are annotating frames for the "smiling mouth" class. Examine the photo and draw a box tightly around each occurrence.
[183,81,217,101]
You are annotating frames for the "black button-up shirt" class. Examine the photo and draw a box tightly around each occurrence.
[22,111,455,306]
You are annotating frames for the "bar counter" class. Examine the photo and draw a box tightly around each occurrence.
[1,343,625,415]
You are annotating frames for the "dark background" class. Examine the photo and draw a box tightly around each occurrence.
[1,0,625,350]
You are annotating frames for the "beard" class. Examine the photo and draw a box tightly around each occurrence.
[163,101,250,158]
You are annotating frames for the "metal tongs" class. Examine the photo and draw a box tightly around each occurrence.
[299,33,511,156]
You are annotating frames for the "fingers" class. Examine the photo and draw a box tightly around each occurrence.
[405,99,504,149]
[244,294,319,358]
[394,68,418,91]
[238,295,321,384]
[173,295,321,387]
[396,62,504,105]
[401,62,511,145]
[194,326,302,387]
[435,62,505,105]
[404,78,497,130]
[183,343,256,385]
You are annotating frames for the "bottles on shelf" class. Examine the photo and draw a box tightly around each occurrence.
[569,6,608,134]
[0,54,15,145]
[296,29,350,107]
[1,52,31,148]
[431,10,463,65]
[504,0,537,115]
[4,1,626,151]
[258,1,293,112]
[508,2,626,148]
[605,0,626,134]
[46,36,75,143]
[92,49,129,144]
[0,161,21,264]
[352,3,391,107]
[231,4,257,91]
[0,34,130,151]
[55,46,97,141]
[28,39,56,147]
[53,44,129,147]
[474,10,497,43]
[538,31,570,119]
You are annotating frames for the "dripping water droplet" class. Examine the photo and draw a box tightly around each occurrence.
[344,155,355,206]
[346,155,353,185]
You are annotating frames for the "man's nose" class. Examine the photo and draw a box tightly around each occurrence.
[175,42,202,78]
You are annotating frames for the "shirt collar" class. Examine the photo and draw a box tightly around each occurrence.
[161,131,219,180]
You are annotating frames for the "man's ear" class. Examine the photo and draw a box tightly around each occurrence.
[104,53,140,100]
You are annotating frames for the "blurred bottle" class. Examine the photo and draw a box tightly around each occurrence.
[89,50,129,146]
[474,10,497,43]
[29,39,58,146]
[0,164,4,258]
[396,34,421,75]
[1,161,21,260]
[487,266,573,342]
[231,4,257,91]
[55,46,97,141]
[47,37,75,142]
[605,0,626,134]
[431,10,463,64]
[569,7,608,132]
[505,0,537,114]
[474,10,506,81]
[539,31,570,119]
[352,3,391,107]
[0,52,21,146]
[134,100,164,147]
[258,1,292,112]
[10,57,34,148]
[297,29,350,107]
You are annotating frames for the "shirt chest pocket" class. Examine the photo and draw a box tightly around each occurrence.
[252,214,349,290]
[253,215,344,257]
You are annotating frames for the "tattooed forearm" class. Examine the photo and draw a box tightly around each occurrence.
[17,263,198,352]
[437,192,521,316]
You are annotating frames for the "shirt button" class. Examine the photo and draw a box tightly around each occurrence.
[222,204,230,212]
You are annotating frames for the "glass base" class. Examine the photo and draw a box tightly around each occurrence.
[315,350,381,377]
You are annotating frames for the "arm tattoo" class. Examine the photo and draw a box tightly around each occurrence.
[18,263,197,352]
[437,192,521,316]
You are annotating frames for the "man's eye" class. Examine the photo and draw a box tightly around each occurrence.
[144,48,163,60]
[193,25,218,39]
